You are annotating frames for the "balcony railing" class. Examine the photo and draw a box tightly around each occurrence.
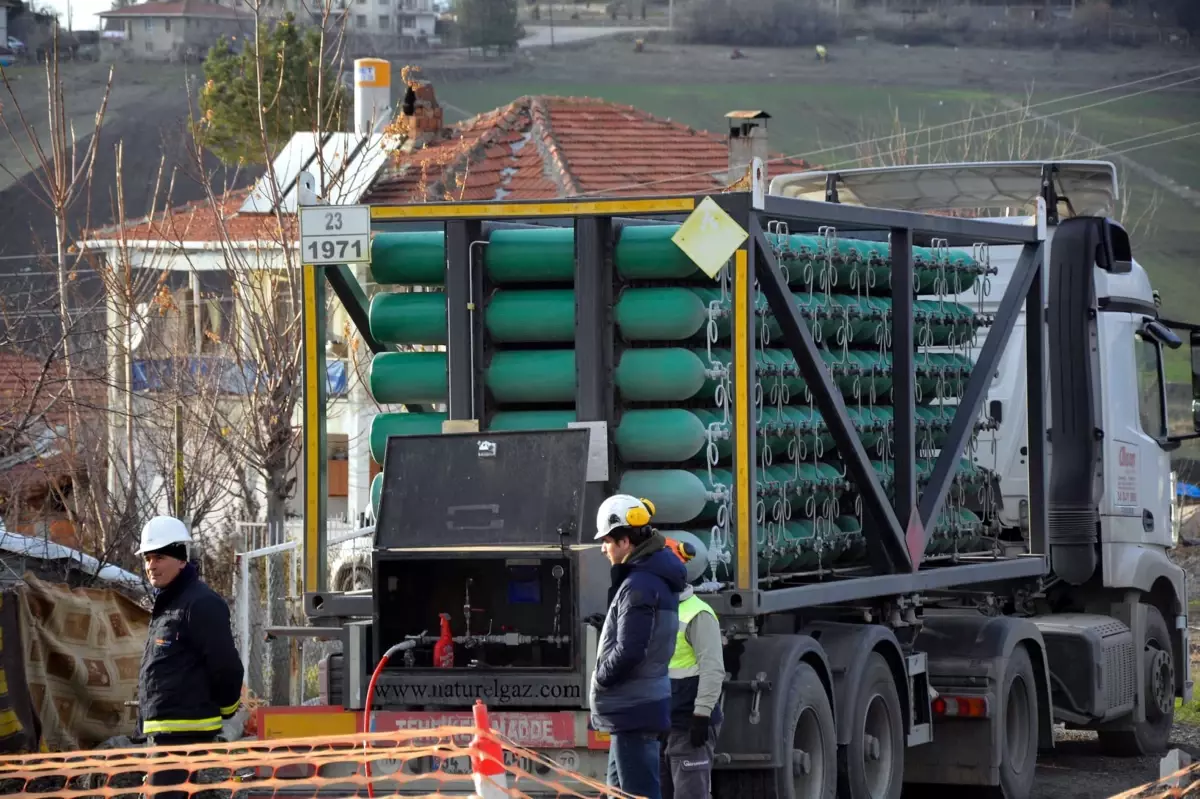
[131,356,350,397]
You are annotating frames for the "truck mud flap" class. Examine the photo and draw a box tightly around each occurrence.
[905,614,1053,786]
[716,634,832,770]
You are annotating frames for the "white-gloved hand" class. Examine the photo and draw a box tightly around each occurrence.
[216,706,250,743]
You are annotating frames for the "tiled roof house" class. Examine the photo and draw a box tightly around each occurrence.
[87,84,811,245]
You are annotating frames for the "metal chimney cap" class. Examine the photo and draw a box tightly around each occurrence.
[725,110,771,120]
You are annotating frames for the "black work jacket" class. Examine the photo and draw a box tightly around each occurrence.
[137,563,244,737]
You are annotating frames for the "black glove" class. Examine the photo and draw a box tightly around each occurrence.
[688,714,710,748]
[585,613,606,630]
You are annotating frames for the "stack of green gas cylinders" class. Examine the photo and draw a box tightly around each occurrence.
[365,223,997,582]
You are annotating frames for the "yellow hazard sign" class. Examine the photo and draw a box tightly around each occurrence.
[671,196,749,280]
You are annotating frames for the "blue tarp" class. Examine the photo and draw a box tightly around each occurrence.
[1178,481,1200,500]
[132,357,349,397]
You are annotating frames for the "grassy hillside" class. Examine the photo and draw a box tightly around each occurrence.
[432,78,1199,360]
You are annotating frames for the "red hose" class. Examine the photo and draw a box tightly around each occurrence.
[363,647,401,798]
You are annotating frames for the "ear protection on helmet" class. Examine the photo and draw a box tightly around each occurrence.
[625,498,655,528]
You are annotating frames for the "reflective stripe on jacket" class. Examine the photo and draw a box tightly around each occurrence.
[138,563,245,737]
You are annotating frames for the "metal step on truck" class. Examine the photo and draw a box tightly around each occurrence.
[288,159,1200,799]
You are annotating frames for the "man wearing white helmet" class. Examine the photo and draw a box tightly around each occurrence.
[661,533,725,799]
[589,494,687,799]
[135,516,244,757]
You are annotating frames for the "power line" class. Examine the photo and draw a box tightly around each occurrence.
[1062,121,1200,159]
[570,65,1200,198]
[1106,129,1200,158]
[812,74,1200,172]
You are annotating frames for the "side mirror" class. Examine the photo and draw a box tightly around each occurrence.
[1192,331,1200,432]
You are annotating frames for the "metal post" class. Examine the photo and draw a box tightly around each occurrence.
[445,220,482,421]
[733,238,757,592]
[301,264,329,593]
[890,228,916,534]
[574,216,614,539]
[1025,252,1048,555]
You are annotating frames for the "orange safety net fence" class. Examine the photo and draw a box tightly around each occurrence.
[0,726,638,798]
[1110,762,1200,799]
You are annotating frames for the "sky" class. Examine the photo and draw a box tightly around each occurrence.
[38,0,106,32]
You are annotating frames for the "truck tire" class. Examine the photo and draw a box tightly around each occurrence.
[993,645,1038,798]
[1097,604,1174,757]
[837,652,903,799]
[713,661,836,799]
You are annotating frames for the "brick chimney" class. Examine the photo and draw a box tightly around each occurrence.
[400,80,445,145]
[726,110,771,185]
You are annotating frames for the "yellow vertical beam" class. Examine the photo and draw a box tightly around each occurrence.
[302,264,323,593]
[734,248,752,590]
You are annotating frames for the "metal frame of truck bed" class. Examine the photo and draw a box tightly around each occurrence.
[299,188,1050,623]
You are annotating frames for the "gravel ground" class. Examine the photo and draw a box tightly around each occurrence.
[1030,726,1200,799]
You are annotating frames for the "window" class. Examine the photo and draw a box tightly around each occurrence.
[145,40,154,51]
[378,14,389,27]
[1135,332,1166,439]
[144,18,153,29]
[401,13,415,27]
[164,18,171,31]
[356,13,367,25]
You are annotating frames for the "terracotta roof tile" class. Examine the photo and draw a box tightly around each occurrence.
[86,189,296,245]
[365,94,813,205]
[90,94,814,245]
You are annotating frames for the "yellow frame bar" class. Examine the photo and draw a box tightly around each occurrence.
[302,264,321,592]
[370,197,697,221]
[734,248,753,590]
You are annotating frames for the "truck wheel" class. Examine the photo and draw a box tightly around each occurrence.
[784,661,837,799]
[838,652,903,799]
[713,661,836,799]
[993,645,1038,798]
[1097,604,1174,757]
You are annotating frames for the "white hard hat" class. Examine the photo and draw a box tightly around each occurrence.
[136,516,192,556]
[664,531,710,585]
[595,494,656,541]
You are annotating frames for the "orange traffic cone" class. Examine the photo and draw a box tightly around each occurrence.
[470,700,510,798]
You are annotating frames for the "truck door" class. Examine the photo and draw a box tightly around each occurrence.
[1099,313,1172,548]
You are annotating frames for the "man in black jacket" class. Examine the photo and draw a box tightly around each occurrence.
[136,515,243,794]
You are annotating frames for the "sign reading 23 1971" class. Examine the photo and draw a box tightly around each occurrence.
[298,205,372,265]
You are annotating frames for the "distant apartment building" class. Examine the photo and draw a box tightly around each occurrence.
[335,0,439,46]
[99,0,254,61]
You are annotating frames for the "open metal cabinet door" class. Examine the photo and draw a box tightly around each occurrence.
[374,428,591,550]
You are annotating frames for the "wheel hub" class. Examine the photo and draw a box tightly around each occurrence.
[1146,647,1174,718]
[792,748,811,777]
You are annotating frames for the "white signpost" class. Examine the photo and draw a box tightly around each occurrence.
[298,205,372,265]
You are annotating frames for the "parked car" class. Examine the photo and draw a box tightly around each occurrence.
[7,37,25,55]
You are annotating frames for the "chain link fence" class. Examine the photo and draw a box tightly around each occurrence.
[232,519,371,704]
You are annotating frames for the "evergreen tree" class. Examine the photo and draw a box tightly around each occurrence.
[458,0,521,49]
[196,14,347,166]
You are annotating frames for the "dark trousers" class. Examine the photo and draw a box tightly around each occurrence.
[145,731,218,799]
[606,731,663,799]
[660,718,721,799]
